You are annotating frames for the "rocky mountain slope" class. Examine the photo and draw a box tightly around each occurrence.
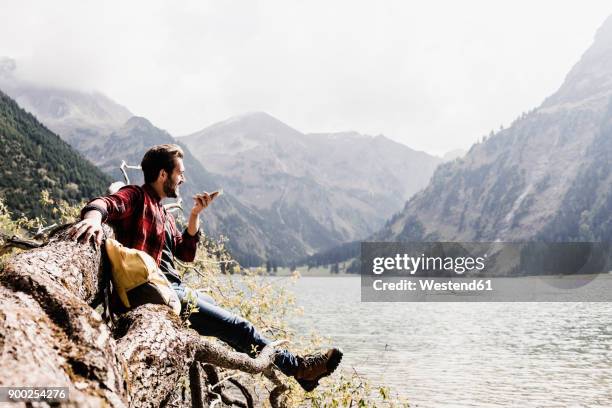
[0,65,305,264]
[181,112,441,253]
[0,90,110,220]
[376,15,612,244]
[0,57,442,265]
[78,115,318,265]
[0,57,132,152]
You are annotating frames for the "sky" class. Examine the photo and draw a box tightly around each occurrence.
[1,0,611,156]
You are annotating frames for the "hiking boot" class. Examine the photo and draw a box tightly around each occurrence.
[294,348,343,392]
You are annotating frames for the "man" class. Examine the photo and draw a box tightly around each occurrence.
[69,144,342,392]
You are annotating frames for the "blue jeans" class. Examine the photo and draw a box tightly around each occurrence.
[171,283,299,376]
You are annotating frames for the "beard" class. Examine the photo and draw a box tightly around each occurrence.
[163,178,179,198]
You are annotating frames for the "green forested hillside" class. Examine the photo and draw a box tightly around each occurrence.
[0,90,111,220]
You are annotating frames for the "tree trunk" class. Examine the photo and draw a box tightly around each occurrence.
[0,226,287,407]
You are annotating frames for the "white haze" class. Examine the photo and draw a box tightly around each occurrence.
[0,0,611,155]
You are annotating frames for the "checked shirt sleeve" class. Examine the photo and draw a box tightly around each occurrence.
[167,213,200,262]
[81,185,143,222]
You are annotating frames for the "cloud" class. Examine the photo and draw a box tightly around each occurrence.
[1,0,611,154]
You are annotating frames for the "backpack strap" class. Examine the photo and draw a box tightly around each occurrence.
[100,227,117,328]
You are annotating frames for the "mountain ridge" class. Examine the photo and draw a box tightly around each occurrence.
[181,111,443,255]
[1,57,443,265]
[375,15,612,246]
[0,89,111,220]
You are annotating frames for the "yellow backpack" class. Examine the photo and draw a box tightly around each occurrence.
[104,238,181,316]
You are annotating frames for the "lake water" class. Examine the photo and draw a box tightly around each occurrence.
[286,276,612,407]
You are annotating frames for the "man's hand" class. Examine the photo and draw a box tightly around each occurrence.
[191,191,221,215]
[68,216,104,246]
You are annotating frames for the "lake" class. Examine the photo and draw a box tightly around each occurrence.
[286,276,612,407]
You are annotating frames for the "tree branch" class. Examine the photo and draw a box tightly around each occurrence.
[0,223,292,407]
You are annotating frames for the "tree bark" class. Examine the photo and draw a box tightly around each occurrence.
[0,226,287,407]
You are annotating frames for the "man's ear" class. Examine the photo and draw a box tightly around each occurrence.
[158,169,168,182]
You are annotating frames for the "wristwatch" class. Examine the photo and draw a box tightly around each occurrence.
[82,203,108,222]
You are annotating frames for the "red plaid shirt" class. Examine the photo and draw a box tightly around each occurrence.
[83,184,199,265]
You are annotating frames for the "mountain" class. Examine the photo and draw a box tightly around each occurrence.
[375,15,612,244]
[79,115,319,265]
[0,57,442,265]
[304,131,441,207]
[0,57,132,152]
[0,68,342,265]
[180,112,442,255]
[83,116,214,186]
[0,90,111,220]
[0,64,295,264]
[442,149,467,162]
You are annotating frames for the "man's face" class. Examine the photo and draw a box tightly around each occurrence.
[163,158,185,198]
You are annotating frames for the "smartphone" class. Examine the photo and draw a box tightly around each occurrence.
[193,189,223,201]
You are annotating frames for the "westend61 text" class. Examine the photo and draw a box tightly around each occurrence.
[372,279,493,292]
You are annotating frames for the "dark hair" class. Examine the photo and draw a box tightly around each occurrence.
[141,144,184,184]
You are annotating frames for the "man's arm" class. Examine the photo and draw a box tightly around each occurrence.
[173,191,219,261]
[189,191,219,235]
[69,186,142,245]
[187,208,200,237]
[68,198,107,245]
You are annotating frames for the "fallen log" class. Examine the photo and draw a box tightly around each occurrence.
[0,225,288,407]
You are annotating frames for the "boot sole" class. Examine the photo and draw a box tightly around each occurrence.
[297,347,344,392]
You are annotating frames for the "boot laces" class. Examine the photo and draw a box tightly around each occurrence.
[303,352,327,368]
